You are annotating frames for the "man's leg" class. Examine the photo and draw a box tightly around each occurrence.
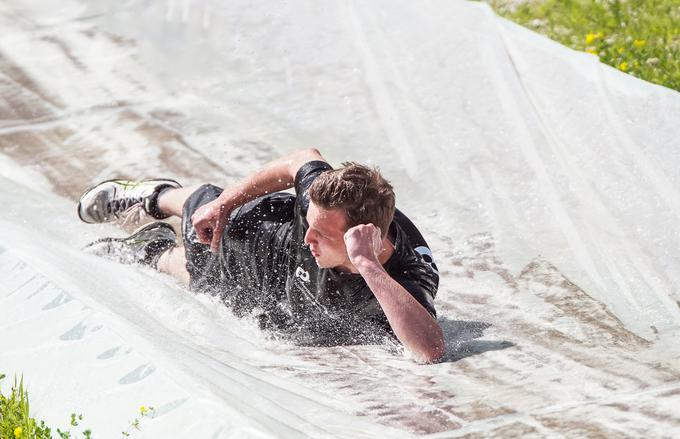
[156,184,224,286]
[157,186,201,218]
[83,219,191,285]
[150,186,203,285]
[80,181,220,288]
[156,246,190,285]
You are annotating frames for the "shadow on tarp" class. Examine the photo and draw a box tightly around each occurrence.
[267,316,514,363]
[438,318,515,363]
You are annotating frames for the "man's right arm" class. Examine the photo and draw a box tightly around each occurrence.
[192,148,327,251]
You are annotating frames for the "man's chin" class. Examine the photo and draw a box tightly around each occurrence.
[314,259,330,268]
[313,257,334,269]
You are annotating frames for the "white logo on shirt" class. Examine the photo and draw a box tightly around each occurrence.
[295,266,310,283]
[415,246,439,275]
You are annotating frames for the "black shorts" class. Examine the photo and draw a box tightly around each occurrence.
[181,184,293,322]
[181,184,229,295]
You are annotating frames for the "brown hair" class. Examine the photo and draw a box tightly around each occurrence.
[308,162,395,237]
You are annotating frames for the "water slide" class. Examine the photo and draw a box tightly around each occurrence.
[1,0,679,437]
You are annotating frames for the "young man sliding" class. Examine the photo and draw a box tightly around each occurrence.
[78,148,444,362]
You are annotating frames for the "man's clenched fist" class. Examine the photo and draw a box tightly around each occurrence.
[343,223,383,267]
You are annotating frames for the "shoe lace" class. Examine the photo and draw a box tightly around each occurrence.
[107,197,142,216]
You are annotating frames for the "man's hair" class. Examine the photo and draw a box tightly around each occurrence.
[308,162,395,237]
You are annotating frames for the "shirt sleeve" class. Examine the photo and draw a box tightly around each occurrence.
[390,210,439,318]
[294,160,333,217]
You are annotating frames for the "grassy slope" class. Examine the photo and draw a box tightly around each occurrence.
[485,0,680,91]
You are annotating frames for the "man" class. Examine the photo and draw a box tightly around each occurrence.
[79,148,444,362]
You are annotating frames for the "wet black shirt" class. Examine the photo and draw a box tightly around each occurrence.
[183,161,439,336]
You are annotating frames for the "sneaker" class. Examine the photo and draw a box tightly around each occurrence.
[83,222,177,268]
[77,178,181,224]
[114,203,153,233]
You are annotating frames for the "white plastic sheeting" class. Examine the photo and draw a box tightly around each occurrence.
[1,0,679,437]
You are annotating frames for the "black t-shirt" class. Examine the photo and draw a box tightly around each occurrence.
[182,161,439,338]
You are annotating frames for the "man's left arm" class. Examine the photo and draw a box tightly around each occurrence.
[345,225,445,363]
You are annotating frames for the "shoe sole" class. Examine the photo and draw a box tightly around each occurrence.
[82,222,177,266]
[83,221,177,248]
[77,178,182,224]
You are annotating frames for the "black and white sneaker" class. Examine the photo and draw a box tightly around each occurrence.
[77,178,181,224]
[83,222,177,268]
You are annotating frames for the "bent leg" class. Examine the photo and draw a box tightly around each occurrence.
[156,246,190,285]
[157,186,201,218]
[155,184,220,285]
[154,184,226,289]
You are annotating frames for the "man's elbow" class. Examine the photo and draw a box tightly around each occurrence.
[294,147,323,161]
[414,328,445,364]
[287,148,326,176]
[421,339,445,363]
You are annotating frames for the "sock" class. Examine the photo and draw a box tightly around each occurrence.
[145,185,174,219]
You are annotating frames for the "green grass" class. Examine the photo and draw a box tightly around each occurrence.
[0,374,92,439]
[0,374,57,439]
[1,373,156,439]
[485,0,680,91]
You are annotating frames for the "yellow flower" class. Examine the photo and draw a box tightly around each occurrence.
[633,39,646,48]
[585,47,598,55]
[585,32,604,45]
[617,47,625,54]
[14,427,23,438]
[619,61,629,72]
[140,405,148,414]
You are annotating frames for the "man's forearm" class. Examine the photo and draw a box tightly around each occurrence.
[217,148,325,209]
[354,257,445,363]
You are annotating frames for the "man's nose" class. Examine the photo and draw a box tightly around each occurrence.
[304,228,314,245]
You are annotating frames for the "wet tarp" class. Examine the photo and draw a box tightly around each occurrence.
[1,0,679,437]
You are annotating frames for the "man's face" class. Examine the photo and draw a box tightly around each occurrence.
[304,201,351,270]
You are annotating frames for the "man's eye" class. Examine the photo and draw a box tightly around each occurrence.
[318,232,331,240]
